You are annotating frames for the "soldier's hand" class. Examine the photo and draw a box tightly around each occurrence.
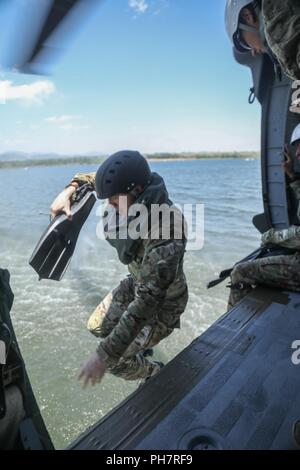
[78,352,107,388]
[50,186,76,221]
[282,145,295,179]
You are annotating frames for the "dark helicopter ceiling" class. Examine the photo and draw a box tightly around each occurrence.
[3,0,100,74]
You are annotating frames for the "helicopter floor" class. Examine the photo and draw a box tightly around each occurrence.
[69,286,300,450]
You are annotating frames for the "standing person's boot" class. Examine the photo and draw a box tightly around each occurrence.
[142,348,154,358]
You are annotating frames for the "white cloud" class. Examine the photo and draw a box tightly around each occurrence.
[3,138,26,147]
[128,0,148,13]
[0,80,55,105]
[45,115,89,130]
[60,124,90,131]
[45,115,81,124]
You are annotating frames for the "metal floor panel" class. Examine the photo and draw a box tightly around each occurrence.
[69,287,300,450]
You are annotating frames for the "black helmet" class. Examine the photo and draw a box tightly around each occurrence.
[95,150,152,199]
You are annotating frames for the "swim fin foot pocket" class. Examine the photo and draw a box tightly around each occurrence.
[29,184,96,281]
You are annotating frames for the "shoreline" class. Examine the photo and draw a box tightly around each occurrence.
[0,153,260,170]
[148,156,259,162]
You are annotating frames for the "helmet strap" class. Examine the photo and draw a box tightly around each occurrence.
[130,186,144,200]
[238,23,259,34]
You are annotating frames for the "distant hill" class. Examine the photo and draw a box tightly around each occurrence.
[0,151,34,162]
[0,151,103,162]
[0,151,260,169]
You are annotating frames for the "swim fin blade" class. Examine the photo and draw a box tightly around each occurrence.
[29,185,96,281]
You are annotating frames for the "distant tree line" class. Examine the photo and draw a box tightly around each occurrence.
[146,152,259,160]
[0,152,260,169]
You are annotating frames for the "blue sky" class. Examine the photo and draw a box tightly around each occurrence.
[0,0,261,155]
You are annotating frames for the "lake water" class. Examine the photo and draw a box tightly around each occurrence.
[0,158,263,448]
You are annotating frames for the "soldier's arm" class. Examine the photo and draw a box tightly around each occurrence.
[50,171,96,219]
[96,239,186,366]
[69,172,96,190]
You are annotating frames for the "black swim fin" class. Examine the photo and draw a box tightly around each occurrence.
[29,184,96,281]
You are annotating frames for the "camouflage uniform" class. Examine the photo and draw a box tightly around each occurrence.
[70,171,188,381]
[290,178,300,221]
[228,252,300,309]
[262,0,300,81]
[228,175,300,309]
[71,172,97,188]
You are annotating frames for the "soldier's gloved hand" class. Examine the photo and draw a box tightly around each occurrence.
[50,186,76,221]
[78,351,107,388]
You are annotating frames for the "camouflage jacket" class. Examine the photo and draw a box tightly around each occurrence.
[290,178,300,202]
[262,0,300,81]
[290,178,300,223]
[70,171,188,366]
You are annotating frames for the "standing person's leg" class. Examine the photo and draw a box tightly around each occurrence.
[107,290,188,381]
[87,276,134,338]
[107,321,174,381]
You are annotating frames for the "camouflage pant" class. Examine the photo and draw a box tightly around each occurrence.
[87,276,188,381]
[228,253,300,310]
